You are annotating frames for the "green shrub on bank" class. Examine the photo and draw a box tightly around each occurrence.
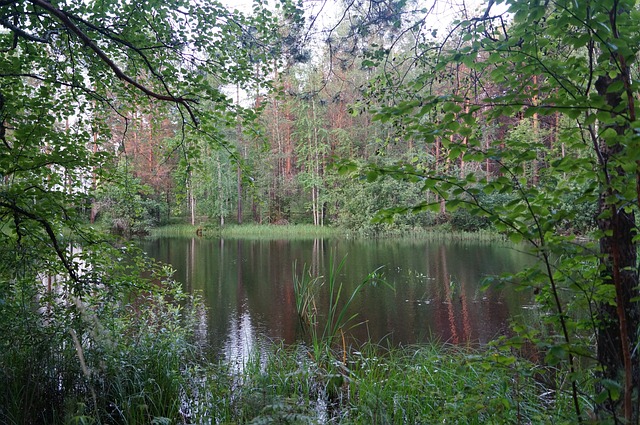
[1,286,584,424]
[0,254,204,424]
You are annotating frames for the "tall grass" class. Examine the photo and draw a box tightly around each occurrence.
[189,342,582,424]
[2,284,586,424]
[148,223,341,239]
[220,223,340,239]
[148,221,505,242]
[345,343,582,424]
[148,223,201,238]
[0,272,204,425]
[293,256,386,364]
[91,288,202,424]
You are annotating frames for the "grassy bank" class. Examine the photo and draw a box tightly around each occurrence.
[219,223,341,239]
[148,223,341,239]
[209,342,580,424]
[148,222,506,242]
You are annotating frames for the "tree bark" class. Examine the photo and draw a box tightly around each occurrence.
[595,71,640,423]
[236,84,243,224]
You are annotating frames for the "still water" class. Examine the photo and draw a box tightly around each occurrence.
[141,237,533,355]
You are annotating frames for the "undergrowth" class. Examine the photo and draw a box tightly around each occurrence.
[198,342,583,424]
[1,255,584,425]
[1,281,584,424]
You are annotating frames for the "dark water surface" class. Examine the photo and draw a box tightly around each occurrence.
[141,237,533,356]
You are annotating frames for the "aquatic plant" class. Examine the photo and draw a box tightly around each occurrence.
[294,256,385,360]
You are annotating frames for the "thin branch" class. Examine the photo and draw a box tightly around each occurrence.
[0,17,53,43]
[0,200,79,284]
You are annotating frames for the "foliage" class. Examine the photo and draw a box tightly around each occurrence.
[359,0,640,421]
[4,0,639,422]
[94,169,167,236]
[0,0,295,277]
[91,279,203,424]
[0,0,303,423]
[331,162,436,235]
[0,240,203,424]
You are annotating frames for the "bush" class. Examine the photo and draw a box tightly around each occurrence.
[330,172,436,236]
[450,208,489,232]
[0,247,202,424]
[94,177,167,236]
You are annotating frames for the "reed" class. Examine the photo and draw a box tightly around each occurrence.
[190,342,582,424]
[148,223,201,237]
[220,223,340,239]
[148,222,504,242]
[293,256,386,362]
[0,277,204,425]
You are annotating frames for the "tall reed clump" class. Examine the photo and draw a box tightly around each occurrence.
[0,277,80,424]
[294,256,385,361]
[90,280,204,424]
[293,256,387,411]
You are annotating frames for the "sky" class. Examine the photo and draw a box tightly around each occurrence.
[219,0,509,104]
[220,0,509,39]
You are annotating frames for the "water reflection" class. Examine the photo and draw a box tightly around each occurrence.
[224,309,261,374]
[141,237,532,353]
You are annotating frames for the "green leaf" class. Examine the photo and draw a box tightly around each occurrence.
[366,170,379,182]
[507,232,524,244]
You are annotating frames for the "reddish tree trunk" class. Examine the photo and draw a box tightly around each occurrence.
[595,71,640,422]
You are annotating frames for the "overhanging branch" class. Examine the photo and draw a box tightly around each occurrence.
[0,200,80,284]
[28,0,199,123]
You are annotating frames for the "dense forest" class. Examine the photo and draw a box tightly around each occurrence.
[1,0,640,423]
[92,1,578,237]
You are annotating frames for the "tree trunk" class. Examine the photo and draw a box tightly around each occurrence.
[217,153,225,227]
[236,85,243,225]
[188,170,196,226]
[90,131,99,223]
[594,71,640,422]
[531,74,539,187]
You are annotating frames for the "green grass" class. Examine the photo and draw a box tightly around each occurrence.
[148,223,202,237]
[148,222,505,242]
[149,223,341,239]
[191,342,583,424]
[219,223,340,239]
[1,284,588,424]
[342,343,570,424]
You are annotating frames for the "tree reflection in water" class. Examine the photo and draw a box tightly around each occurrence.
[142,237,533,359]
